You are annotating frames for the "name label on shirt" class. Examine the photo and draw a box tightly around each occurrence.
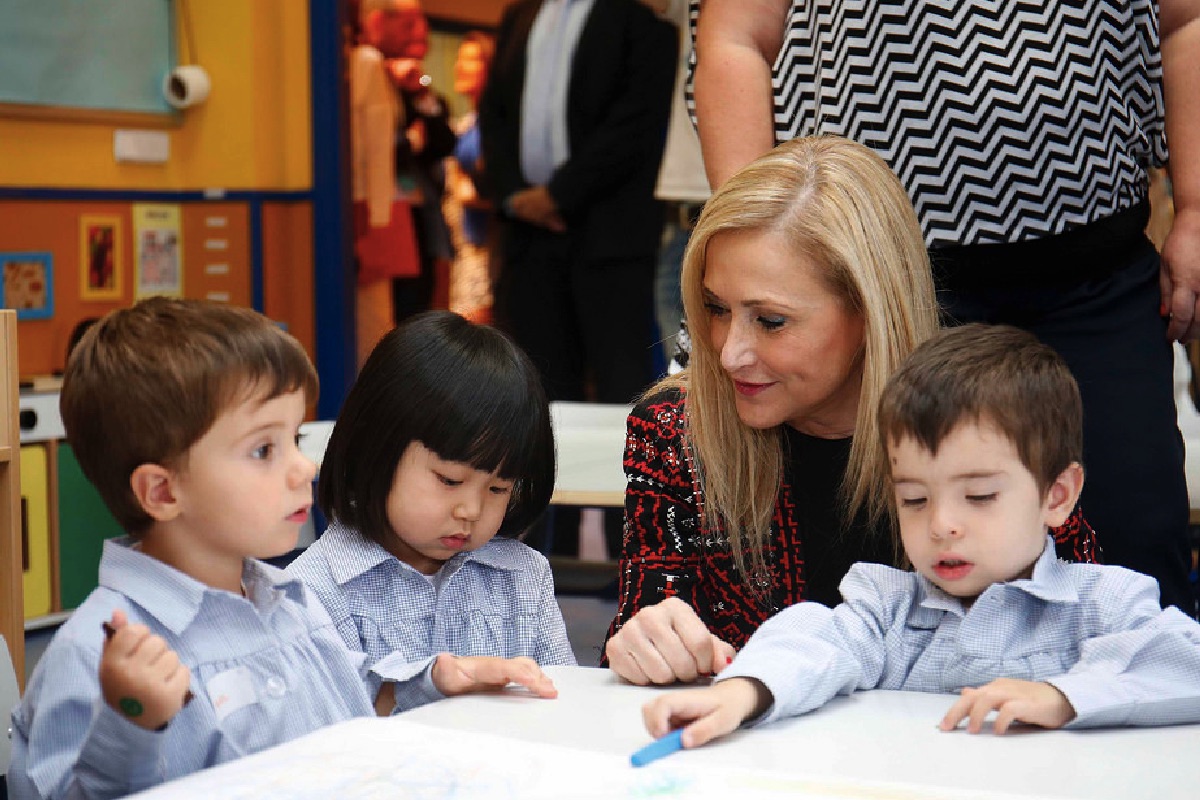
[205,665,258,722]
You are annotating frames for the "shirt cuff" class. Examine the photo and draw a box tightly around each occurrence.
[1047,674,1137,728]
[75,697,167,795]
[371,652,444,713]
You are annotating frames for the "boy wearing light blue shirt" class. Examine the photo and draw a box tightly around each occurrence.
[643,324,1200,748]
[9,298,555,800]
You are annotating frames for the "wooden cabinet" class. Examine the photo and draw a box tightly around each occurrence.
[0,310,26,687]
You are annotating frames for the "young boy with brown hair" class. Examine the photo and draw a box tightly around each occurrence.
[643,323,1200,747]
[8,297,554,799]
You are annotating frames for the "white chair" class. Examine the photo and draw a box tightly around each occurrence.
[0,634,19,782]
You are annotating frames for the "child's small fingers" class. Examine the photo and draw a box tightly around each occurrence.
[992,703,1020,735]
[678,708,735,749]
[508,662,557,698]
[107,623,153,658]
[164,659,192,699]
[135,635,169,664]
[939,695,971,731]
[967,696,995,734]
[641,698,670,738]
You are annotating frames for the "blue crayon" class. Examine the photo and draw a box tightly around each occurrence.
[630,729,684,767]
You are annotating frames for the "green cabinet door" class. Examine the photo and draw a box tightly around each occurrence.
[57,443,125,610]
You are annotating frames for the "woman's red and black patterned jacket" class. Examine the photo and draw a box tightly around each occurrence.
[603,390,1101,653]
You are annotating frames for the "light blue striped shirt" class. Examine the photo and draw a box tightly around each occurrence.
[8,539,377,800]
[721,536,1200,728]
[518,0,597,186]
[287,522,576,712]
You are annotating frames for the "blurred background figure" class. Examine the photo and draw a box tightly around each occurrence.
[479,0,677,559]
[638,0,710,372]
[350,0,421,367]
[444,31,496,324]
[386,0,457,324]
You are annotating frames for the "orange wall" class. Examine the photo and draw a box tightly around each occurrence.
[0,200,259,377]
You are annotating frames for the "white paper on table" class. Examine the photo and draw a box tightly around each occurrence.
[128,715,1058,800]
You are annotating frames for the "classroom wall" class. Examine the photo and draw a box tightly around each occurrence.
[0,0,316,378]
[0,0,312,191]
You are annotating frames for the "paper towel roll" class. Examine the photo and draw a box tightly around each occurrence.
[163,65,211,109]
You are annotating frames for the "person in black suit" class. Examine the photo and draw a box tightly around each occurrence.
[479,0,677,407]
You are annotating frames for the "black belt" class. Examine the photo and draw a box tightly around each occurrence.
[931,200,1151,291]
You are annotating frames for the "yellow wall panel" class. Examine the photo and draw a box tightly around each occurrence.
[0,0,311,191]
[20,445,52,619]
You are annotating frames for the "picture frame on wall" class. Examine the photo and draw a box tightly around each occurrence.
[132,204,183,299]
[79,214,123,301]
[0,251,54,320]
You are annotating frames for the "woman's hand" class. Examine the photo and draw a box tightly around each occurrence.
[605,597,737,685]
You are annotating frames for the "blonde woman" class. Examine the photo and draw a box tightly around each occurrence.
[603,137,1100,685]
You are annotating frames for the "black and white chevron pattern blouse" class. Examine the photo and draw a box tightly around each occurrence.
[691,1,1167,248]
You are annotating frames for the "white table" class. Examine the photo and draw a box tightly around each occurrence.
[131,666,1199,800]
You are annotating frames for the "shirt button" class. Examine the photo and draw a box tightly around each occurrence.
[265,675,287,697]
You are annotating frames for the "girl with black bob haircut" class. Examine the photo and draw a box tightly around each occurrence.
[289,310,573,714]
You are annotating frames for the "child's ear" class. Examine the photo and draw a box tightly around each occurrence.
[130,463,180,522]
[1042,462,1084,528]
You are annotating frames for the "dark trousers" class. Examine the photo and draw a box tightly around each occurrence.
[941,239,1196,614]
[496,223,657,557]
[494,224,658,405]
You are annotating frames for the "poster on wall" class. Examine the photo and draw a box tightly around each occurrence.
[133,203,183,298]
[0,251,54,320]
[79,214,123,301]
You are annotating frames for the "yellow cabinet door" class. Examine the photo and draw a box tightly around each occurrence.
[21,445,52,619]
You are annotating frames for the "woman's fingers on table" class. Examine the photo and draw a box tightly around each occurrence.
[609,599,716,685]
[709,636,737,674]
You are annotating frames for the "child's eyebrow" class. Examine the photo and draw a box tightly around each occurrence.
[891,470,1005,484]
[949,470,1005,481]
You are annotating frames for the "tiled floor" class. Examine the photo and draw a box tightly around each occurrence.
[23,594,619,683]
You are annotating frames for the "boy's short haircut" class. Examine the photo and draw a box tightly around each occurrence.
[318,310,555,544]
[878,323,1082,494]
[60,297,319,537]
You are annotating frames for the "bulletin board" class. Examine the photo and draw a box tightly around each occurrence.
[0,0,176,117]
[0,200,251,378]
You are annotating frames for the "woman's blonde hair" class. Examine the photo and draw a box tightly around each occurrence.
[664,136,938,581]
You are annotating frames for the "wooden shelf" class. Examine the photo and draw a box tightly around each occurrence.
[0,310,26,687]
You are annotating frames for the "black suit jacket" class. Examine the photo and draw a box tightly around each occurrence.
[479,0,677,262]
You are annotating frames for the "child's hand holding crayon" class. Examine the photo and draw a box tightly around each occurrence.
[99,610,194,731]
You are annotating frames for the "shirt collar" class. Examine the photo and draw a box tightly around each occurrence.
[324,522,529,583]
[322,521,394,586]
[455,538,527,572]
[99,537,309,635]
[915,534,1080,615]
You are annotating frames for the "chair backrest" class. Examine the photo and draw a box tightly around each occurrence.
[0,634,18,775]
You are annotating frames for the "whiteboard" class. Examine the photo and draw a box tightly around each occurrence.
[0,0,176,115]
